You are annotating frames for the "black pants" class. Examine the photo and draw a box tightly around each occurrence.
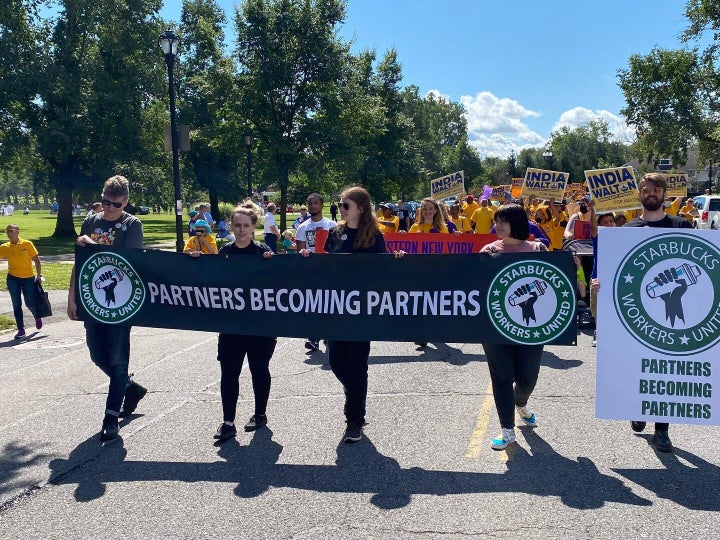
[218,333,276,423]
[327,340,370,426]
[264,233,278,253]
[483,343,543,429]
[84,322,132,416]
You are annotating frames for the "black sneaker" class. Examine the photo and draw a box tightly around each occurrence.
[652,429,673,452]
[305,340,319,351]
[120,381,148,417]
[631,421,646,432]
[100,414,119,442]
[244,414,267,432]
[214,423,237,441]
[343,422,363,443]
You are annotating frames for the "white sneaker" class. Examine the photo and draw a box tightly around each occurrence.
[491,427,516,450]
[516,405,537,427]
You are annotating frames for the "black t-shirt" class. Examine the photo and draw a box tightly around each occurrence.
[395,208,408,231]
[324,226,386,254]
[219,240,272,257]
[624,214,692,229]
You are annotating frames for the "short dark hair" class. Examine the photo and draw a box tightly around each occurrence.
[307,193,324,204]
[494,203,529,240]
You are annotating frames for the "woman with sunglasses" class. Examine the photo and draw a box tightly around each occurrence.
[0,224,43,339]
[303,186,393,443]
[183,219,218,256]
[479,203,548,451]
[213,203,277,442]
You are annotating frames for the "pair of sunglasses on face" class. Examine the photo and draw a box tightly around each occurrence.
[101,199,123,208]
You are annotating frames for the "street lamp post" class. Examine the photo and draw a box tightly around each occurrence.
[542,149,553,170]
[243,131,253,199]
[159,29,184,253]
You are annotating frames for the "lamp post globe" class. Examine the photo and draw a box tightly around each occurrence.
[159,29,184,253]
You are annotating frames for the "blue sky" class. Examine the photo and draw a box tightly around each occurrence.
[161,0,692,157]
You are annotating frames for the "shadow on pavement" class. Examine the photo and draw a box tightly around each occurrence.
[613,435,720,510]
[47,427,658,510]
[0,441,52,501]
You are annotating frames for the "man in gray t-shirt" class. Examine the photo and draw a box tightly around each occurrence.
[67,175,147,442]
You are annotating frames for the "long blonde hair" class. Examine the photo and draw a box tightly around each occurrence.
[416,197,445,230]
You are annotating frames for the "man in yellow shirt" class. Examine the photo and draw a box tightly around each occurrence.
[462,195,480,220]
[0,224,42,338]
[377,203,400,233]
[664,195,683,216]
[470,198,496,234]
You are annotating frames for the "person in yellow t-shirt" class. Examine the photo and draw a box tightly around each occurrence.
[470,198,496,234]
[533,200,565,250]
[377,203,400,233]
[183,219,218,256]
[0,224,42,338]
[664,196,683,216]
[678,198,697,222]
[406,198,448,233]
[449,203,473,233]
[461,195,480,220]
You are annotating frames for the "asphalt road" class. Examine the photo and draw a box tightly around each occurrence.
[1,295,719,539]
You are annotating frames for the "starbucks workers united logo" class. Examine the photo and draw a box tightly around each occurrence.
[613,233,720,355]
[79,252,145,324]
[487,260,575,344]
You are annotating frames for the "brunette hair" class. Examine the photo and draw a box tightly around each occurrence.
[103,175,130,200]
[336,185,379,249]
[231,202,261,225]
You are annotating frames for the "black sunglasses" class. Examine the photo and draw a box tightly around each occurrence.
[101,198,123,208]
[340,202,351,210]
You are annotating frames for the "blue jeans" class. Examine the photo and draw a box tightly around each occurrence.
[6,274,37,331]
[84,321,132,417]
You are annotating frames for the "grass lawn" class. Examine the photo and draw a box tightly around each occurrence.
[0,210,311,255]
[0,315,15,331]
[0,263,74,291]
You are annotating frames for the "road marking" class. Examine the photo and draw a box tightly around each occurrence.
[466,382,514,462]
[465,382,494,459]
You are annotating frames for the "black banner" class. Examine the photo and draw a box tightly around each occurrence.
[74,246,578,345]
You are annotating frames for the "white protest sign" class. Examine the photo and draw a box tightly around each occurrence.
[596,227,720,425]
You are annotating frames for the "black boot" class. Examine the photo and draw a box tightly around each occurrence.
[100,413,119,442]
[120,381,148,417]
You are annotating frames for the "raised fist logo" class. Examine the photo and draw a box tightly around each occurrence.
[650,267,688,327]
[512,283,538,325]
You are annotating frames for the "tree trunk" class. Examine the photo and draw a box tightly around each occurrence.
[208,188,220,223]
[52,179,77,238]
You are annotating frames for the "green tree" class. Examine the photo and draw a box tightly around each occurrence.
[618,0,720,165]
[180,0,245,219]
[548,120,629,184]
[235,0,349,230]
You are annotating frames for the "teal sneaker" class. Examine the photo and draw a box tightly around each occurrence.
[516,405,537,427]
[491,427,516,450]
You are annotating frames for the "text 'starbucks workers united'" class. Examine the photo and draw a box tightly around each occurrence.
[486,259,575,344]
[79,252,146,324]
[613,233,720,355]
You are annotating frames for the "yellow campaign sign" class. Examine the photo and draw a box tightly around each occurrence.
[491,185,508,201]
[662,173,688,197]
[511,178,523,198]
[584,166,641,213]
[430,170,465,200]
[521,168,569,200]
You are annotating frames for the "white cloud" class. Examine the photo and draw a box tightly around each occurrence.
[460,91,545,157]
[552,107,632,142]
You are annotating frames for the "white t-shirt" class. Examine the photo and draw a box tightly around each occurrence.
[263,212,278,234]
[295,217,337,252]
